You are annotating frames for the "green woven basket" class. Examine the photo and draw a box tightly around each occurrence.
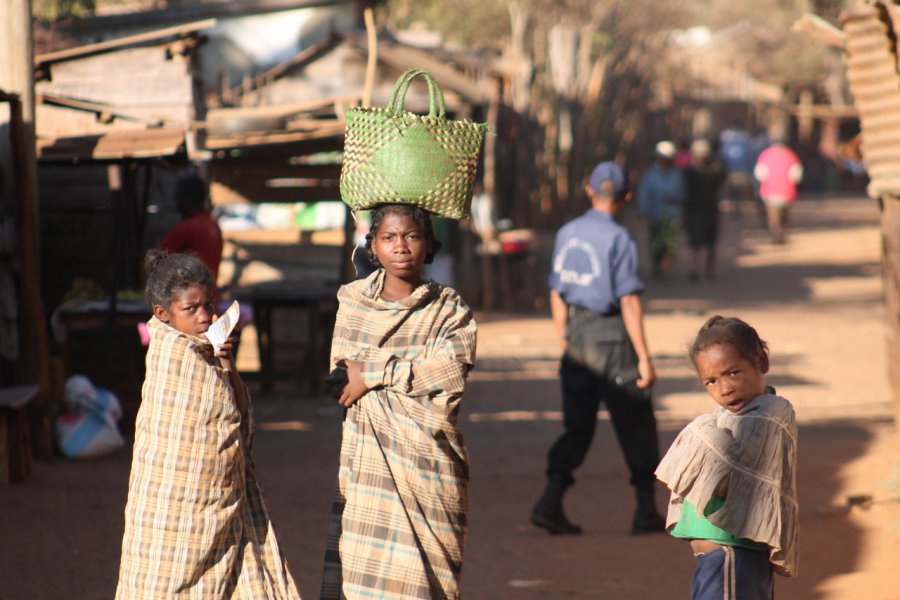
[340,69,489,220]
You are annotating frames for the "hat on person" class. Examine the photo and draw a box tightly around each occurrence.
[690,139,711,158]
[655,140,677,159]
[589,161,625,196]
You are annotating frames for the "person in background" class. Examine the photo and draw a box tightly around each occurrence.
[683,139,726,282]
[637,140,686,278]
[754,141,803,244]
[531,161,665,537]
[718,128,758,221]
[675,139,693,170]
[159,174,224,297]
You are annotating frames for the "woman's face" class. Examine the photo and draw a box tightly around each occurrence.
[371,211,430,282]
[153,283,216,336]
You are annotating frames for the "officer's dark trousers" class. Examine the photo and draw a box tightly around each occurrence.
[546,309,660,492]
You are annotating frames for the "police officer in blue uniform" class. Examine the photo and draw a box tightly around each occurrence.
[531,161,666,535]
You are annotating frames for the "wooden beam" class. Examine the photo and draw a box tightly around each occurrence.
[211,160,341,180]
[792,13,846,49]
[224,34,341,102]
[68,0,346,35]
[34,18,216,67]
[210,179,341,205]
[37,92,166,127]
[204,97,357,121]
[205,125,345,150]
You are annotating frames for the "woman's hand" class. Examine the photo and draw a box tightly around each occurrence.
[336,359,368,407]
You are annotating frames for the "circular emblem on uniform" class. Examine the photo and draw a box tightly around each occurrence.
[553,237,601,287]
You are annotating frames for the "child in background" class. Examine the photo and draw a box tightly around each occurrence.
[656,316,798,599]
[116,250,300,600]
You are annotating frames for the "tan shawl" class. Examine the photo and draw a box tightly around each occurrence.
[321,270,477,600]
[655,394,799,576]
[116,317,300,599]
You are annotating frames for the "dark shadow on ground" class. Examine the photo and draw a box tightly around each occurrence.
[0,376,879,600]
[460,376,877,600]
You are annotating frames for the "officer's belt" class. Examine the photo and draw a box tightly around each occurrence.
[568,304,621,319]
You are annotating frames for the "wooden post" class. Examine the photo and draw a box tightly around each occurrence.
[1,0,53,458]
[882,194,900,428]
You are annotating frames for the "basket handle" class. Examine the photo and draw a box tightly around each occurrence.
[387,68,446,119]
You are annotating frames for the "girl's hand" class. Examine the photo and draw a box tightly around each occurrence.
[215,336,238,371]
[337,359,368,407]
[208,314,238,370]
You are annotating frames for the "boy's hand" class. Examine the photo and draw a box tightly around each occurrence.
[636,358,656,389]
[336,359,369,407]
[715,474,731,497]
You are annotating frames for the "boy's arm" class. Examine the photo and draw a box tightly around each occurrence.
[620,293,655,389]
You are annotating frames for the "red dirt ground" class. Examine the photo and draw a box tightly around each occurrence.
[2,194,898,599]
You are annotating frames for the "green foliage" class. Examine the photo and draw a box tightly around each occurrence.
[386,0,510,49]
[33,0,96,21]
[694,0,851,88]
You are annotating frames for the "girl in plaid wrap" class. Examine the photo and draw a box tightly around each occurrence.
[116,251,301,599]
[321,204,477,600]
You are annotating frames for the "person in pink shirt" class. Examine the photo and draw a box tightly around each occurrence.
[158,174,223,298]
[753,142,803,244]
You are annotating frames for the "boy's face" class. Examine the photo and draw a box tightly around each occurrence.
[153,283,215,336]
[693,343,768,413]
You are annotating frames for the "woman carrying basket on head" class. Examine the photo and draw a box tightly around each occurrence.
[320,69,486,600]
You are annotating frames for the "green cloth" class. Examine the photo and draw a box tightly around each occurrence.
[670,498,769,551]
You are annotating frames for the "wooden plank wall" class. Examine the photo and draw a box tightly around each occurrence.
[36,45,193,138]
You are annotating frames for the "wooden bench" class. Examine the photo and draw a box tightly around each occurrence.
[0,384,38,485]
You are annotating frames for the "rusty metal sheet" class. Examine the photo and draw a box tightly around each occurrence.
[842,3,900,196]
[37,127,185,161]
[846,63,898,84]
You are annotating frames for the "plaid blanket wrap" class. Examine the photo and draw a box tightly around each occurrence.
[116,317,301,599]
[321,270,477,600]
[656,394,799,576]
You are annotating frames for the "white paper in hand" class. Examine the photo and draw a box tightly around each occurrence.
[206,300,239,350]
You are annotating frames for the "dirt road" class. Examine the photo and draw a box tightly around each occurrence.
[2,194,898,599]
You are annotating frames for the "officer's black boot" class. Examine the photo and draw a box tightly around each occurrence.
[530,478,583,535]
[631,486,666,535]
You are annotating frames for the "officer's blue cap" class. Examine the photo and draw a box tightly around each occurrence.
[589,161,625,196]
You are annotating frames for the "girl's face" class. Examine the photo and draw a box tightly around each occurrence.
[153,283,216,336]
[693,342,768,413]
[371,212,430,283]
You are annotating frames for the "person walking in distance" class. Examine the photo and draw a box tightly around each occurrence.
[754,140,802,244]
[683,139,726,282]
[637,140,685,278]
[531,161,666,536]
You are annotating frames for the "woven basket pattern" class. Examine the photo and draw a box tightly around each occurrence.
[340,70,488,219]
